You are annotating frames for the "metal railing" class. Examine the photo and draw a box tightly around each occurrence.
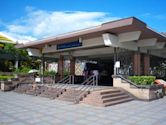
[51,75,74,97]
[113,75,141,88]
[52,75,74,89]
[58,75,74,84]
[74,75,98,103]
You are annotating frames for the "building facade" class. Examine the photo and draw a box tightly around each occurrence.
[17,17,166,86]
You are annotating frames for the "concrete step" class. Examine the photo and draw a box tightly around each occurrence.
[101,92,124,99]
[59,93,78,100]
[15,89,28,93]
[60,91,80,97]
[58,89,89,102]
[100,89,121,95]
[103,98,134,107]
[39,93,51,98]
[49,91,64,97]
[48,94,59,99]
[26,92,38,96]
[81,87,134,107]
[102,95,130,103]
[59,96,76,102]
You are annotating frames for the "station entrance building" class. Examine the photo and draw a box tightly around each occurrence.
[17,17,166,86]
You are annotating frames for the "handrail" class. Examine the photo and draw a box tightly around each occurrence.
[77,75,96,90]
[74,75,98,103]
[112,75,156,89]
[52,75,74,96]
[54,75,74,88]
[58,75,69,83]
[113,75,141,88]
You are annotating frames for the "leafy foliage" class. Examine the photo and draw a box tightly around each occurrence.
[128,76,156,85]
[14,67,31,74]
[64,70,70,76]
[43,71,57,76]
[0,75,14,81]
[0,43,41,72]
[4,43,29,58]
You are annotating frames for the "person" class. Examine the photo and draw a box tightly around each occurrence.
[92,69,99,86]
[92,69,99,76]
[83,69,88,80]
[83,64,89,80]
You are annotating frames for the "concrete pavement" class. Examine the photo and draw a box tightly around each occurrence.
[0,91,166,125]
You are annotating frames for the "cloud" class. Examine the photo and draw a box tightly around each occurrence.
[1,7,120,43]
[1,31,36,43]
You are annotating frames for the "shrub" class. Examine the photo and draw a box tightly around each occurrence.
[43,71,57,77]
[64,70,70,76]
[0,75,14,81]
[49,71,57,76]
[128,76,156,85]
[14,67,31,74]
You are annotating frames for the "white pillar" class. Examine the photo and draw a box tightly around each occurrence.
[15,60,19,69]
[113,48,117,75]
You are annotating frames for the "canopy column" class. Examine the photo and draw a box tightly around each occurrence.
[133,51,141,75]
[41,54,45,83]
[15,61,19,70]
[143,52,150,75]
[113,47,117,75]
[58,55,64,79]
[70,57,75,75]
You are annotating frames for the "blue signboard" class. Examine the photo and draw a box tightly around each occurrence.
[57,40,82,50]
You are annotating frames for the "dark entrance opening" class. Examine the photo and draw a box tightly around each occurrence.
[74,59,114,86]
[98,60,114,86]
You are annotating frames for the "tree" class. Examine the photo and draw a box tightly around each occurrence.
[0,43,32,72]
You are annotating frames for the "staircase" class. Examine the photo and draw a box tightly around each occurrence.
[58,89,89,102]
[58,75,97,103]
[39,75,74,99]
[81,87,134,107]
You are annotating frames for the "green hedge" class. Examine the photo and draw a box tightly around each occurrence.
[0,75,14,81]
[43,71,57,77]
[14,67,31,74]
[128,76,156,85]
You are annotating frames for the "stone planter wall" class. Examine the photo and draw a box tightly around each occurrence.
[0,81,13,91]
[113,77,164,101]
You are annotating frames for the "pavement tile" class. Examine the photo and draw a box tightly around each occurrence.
[8,122,26,125]
[33,121,53,125]
[1,91,166,125]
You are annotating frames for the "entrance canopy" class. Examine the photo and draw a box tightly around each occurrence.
[16,17,166,58]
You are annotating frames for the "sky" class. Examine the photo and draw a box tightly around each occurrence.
[0,0,166,43]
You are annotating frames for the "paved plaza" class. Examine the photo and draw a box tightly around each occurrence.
[0,91,166,125]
